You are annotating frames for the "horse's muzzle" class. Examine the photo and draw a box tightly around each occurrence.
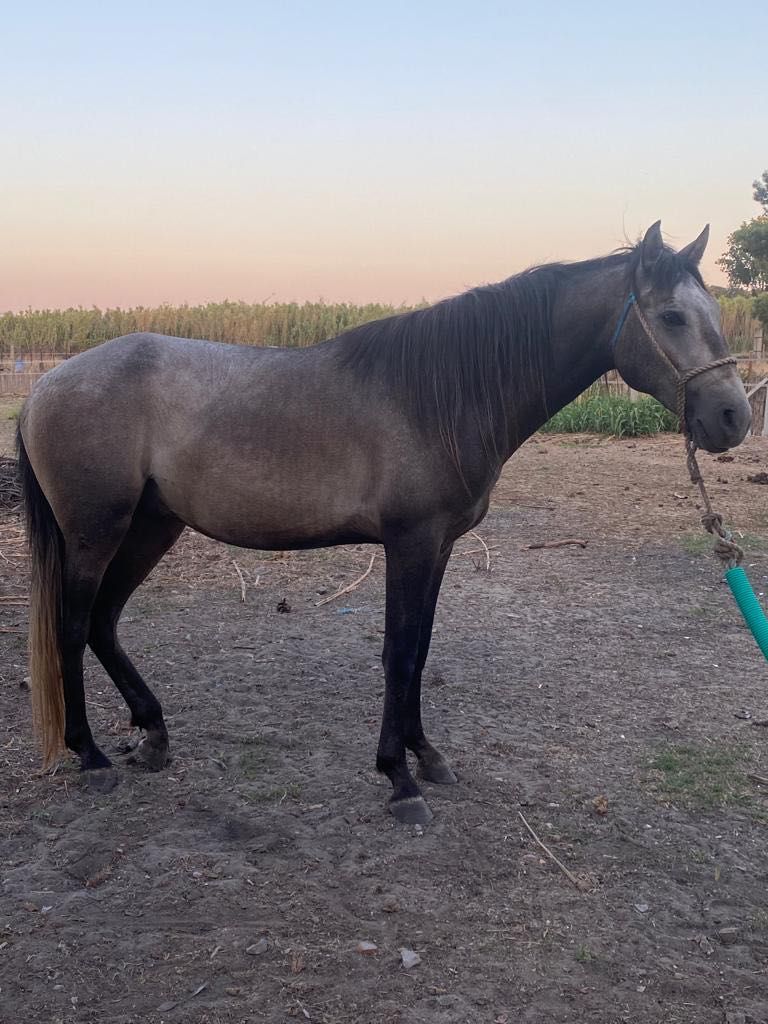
[690,397,752,453]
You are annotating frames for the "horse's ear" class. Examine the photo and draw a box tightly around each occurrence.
[640,221,664,270]
[677,224,709,266]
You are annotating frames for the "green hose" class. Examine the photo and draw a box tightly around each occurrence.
[725,566,768,661]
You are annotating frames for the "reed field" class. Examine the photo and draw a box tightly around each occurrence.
[0,294,760,359]
[718,294,761,352]
[0,301,408,358]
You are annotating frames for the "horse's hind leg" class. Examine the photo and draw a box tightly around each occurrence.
[60,525,135,782]
[88,510,184,770]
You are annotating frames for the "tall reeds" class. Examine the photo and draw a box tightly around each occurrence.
[0,301,409,358]
[0,296,760,359]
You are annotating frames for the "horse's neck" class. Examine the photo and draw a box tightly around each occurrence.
[504,264,625,456]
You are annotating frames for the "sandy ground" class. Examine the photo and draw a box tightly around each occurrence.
[2,428,768,1024]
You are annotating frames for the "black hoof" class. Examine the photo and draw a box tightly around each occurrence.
[417,756,458,785]
[389,795,433,825]
[81,767,119,794]
[128,736,170,771]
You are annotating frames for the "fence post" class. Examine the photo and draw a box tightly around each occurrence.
[753,322,764,358]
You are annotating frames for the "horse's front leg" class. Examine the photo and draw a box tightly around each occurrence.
[378,529,445,825]
[402,543,458,785]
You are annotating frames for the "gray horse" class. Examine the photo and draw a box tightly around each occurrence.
[17,222,750,824]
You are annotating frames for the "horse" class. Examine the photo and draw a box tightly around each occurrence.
[16,222,751,824]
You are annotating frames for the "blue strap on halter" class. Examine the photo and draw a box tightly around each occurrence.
[609,291,636,350]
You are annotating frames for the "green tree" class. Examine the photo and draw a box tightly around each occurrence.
[754,170,768,213]
[718,218,768,292]
[718,170,768,294]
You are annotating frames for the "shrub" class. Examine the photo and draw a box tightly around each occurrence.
[540,395,678,437]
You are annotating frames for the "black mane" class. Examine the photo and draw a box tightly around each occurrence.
[338,241,703,470]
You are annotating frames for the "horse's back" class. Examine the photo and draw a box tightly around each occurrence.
[23,331,319,434]
[28,331,285,396]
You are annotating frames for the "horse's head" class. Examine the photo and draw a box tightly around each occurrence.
[613,222,751,453]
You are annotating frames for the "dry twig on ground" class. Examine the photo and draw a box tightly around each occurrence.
[316,553,376,607]
[232,560,247,603]
[525,538,587,551]
[518,810,591,891]
[469,530,491,571]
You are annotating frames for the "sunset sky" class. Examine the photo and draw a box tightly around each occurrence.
[2,1,764,312]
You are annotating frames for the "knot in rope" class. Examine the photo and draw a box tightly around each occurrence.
[685,436,743,568]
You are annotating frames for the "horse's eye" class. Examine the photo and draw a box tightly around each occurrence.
[661,310,686,327]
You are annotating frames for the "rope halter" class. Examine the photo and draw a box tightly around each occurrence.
[610,290,743,568]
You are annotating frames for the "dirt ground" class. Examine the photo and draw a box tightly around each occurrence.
[3,425,768,1024]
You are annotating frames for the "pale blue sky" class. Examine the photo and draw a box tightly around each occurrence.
[1,1,765,309]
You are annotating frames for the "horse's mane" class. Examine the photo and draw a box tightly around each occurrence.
[338,241,704,469]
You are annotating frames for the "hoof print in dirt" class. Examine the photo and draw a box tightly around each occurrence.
[389,795,433,826]
[126,737,170,771]
[81,767,119,794]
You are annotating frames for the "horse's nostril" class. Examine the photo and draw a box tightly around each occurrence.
[722,407,736,428]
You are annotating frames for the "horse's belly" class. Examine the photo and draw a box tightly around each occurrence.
[152,459,379,550]
[189,504,379,550]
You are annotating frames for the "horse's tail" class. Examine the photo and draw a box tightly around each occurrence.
[16,426,65,767]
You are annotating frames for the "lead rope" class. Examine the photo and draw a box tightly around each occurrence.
[683,435,744,567]
[616,294,743,568]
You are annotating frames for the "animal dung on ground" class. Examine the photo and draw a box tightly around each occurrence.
[591,794,609,816]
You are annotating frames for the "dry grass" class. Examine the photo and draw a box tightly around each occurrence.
[0,295,759,358]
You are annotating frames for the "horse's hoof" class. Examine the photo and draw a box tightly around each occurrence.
[81,767,119,794]
[128,736,170,771]
[417,756,458,785]
[389,795,433,826]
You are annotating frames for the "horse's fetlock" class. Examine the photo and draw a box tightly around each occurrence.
[131,701,164,732]
[64,728,87,753]
[404,729,427,751]
[376,753,395,775]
